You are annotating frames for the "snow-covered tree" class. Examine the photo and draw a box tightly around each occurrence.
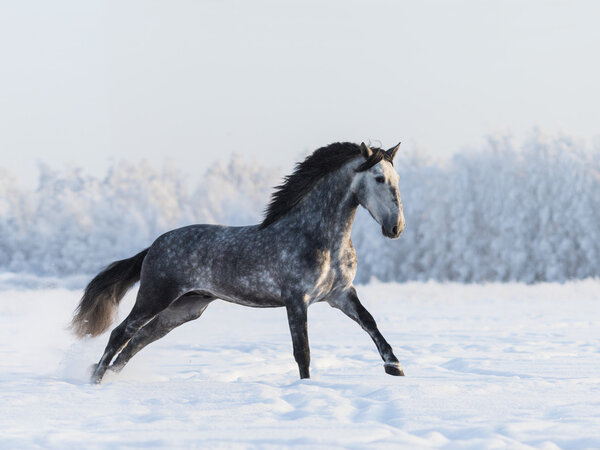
[1,133,599,283]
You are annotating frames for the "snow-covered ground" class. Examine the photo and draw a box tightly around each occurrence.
[1,280,599,448]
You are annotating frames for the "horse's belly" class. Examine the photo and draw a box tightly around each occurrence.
[203,276,285,308]
[220,295,285,308]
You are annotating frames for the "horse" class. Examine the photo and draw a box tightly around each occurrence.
[71,141,406,383]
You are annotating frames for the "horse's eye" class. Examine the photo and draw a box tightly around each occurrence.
[375,176,385,184]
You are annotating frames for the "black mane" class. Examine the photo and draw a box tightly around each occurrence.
[261,142,391,228]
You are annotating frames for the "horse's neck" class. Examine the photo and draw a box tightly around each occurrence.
[289,166,358,247]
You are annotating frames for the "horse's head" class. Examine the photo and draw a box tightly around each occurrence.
[352,142,405,239]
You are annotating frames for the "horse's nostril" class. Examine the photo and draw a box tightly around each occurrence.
[392,226,398,235]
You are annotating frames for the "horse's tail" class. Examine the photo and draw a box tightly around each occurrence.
[71,248,149,338]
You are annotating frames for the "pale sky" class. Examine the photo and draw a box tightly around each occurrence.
[1,0,599,187]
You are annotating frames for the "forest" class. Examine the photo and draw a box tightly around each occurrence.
[1,133,599,283]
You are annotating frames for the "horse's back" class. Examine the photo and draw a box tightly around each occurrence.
[143,223,257,277]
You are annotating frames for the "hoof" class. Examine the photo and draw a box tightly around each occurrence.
[89,364,103,384]
[384,363,405,376]
[88,363,98,376]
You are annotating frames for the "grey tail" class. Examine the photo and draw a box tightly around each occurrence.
[71,248,149,338]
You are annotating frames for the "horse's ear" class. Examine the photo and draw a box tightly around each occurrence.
[360,142,373,159]
[386,142,401,160]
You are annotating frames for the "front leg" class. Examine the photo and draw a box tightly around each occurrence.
[285,301,310,379]
[328,286,404,376]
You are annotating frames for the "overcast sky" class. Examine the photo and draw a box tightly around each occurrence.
[1,0,599,187]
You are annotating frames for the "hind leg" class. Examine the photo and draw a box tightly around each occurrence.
[90,285,181,384]
[109,293,214,373]
[90,313,154,384]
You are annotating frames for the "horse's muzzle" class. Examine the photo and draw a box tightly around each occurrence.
[382,219,405,239]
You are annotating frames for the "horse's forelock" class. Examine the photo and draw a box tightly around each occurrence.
[355,149,393,172]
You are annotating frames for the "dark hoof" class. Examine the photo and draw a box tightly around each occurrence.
[384,363,405,376]
[88,363,98,375]
[89,364,103,384]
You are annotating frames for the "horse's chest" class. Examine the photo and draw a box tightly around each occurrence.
[305,247,356,302]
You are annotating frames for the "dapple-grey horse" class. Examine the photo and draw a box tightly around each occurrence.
[72,142,405,383]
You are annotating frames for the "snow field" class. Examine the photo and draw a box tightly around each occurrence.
[1,281,599,448]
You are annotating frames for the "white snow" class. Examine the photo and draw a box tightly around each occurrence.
[1,280,599,448]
